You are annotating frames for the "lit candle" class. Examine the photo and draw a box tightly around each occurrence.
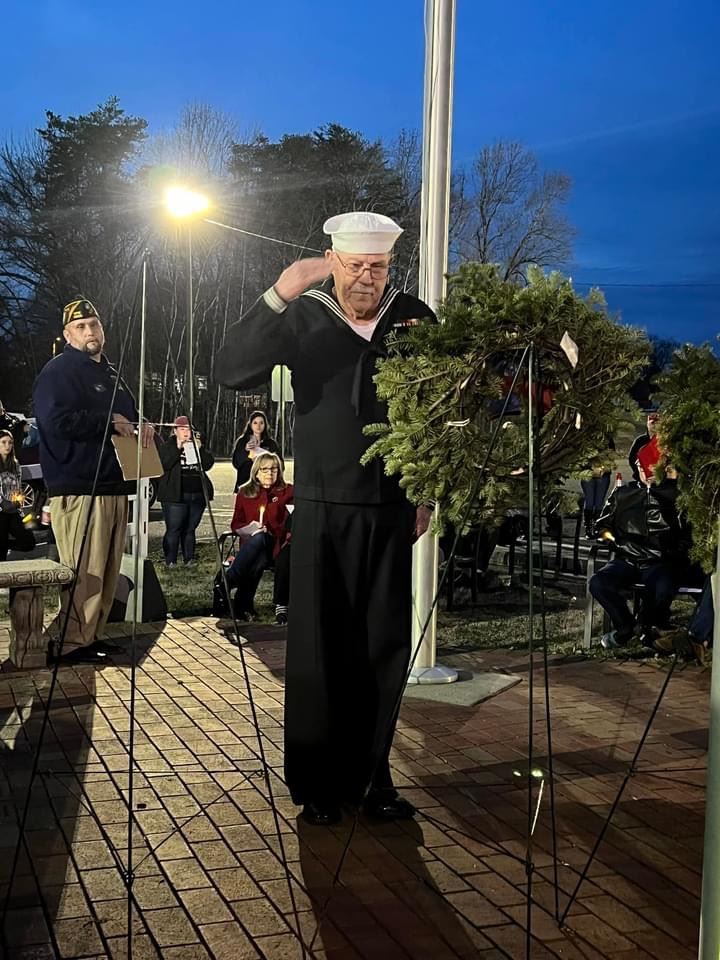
[258,505,265,526]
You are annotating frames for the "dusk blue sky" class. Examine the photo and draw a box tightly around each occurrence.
[3,0,719,342]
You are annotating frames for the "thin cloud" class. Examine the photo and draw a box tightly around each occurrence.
[534,106,720,153]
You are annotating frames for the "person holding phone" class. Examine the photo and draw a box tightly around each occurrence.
[231,410,280,491]
[157,416,215,567]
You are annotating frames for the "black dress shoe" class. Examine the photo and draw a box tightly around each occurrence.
[300,802,342,826]
[51,646,110,665]
[91,639,124,654]
[363,792,416,821]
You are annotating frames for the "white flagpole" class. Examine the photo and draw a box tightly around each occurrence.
[408,0,458,684]
[699,518,720,959]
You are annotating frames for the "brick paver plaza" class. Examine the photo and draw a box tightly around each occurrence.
[0,618,708,958]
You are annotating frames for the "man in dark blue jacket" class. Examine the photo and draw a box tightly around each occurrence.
[33,298,154,663]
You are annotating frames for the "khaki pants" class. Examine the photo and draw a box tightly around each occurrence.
[50,495,128,651]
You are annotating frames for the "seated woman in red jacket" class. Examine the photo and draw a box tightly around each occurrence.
[216,452,293,621]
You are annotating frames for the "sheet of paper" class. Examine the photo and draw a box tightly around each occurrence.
[183,441,198,465]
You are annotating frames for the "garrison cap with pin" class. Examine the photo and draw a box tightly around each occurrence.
[62,297,100,327]
[323,212,403,254]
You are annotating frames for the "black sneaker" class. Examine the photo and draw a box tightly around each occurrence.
[639,627,660,649]
[50,646,109,665]
[91,639,124,654]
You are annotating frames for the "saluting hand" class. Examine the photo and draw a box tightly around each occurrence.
[274,257,333,302]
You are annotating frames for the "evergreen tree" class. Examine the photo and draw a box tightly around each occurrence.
[0,96,148,398]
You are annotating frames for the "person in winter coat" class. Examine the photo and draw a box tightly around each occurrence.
[0,430,35,561]
[231,410,281,491]
[215,211,434,827]
[215,452,293,620]
[156,416,215,567]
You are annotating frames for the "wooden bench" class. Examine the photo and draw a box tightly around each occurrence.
[0,559,74,668]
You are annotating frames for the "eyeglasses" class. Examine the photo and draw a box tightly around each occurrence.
[257,467,279,474]
[334,254,391,279]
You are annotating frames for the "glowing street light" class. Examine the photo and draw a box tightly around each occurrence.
[162,185,210,425]
[163,185,209,220]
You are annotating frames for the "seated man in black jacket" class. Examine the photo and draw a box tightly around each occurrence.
[590,465,689,648]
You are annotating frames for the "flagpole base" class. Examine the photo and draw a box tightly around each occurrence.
[407,665,458,685]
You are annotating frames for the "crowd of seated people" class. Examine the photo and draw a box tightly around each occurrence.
[590,410,705,655]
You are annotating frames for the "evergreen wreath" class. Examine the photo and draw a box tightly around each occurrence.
[363,263,649,530]
[657,343,720,571]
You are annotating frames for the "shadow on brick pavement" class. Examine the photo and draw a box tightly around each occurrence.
[0,615,707,959]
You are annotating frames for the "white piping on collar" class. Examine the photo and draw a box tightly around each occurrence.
[302,286,400,329]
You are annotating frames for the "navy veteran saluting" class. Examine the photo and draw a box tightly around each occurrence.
[215,212,435,826]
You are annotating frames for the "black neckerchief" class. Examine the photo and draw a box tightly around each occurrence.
[301,279,401,415]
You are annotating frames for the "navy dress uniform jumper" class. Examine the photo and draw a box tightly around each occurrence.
[215,279,434,805]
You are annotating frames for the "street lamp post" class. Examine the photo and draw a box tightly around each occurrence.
[163,186,210,426]
[185,226,194,425]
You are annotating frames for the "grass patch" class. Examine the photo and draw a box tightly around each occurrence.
[436,583,593,658]
[151,538,276,621]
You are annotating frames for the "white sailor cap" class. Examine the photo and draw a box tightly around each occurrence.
[323,211,403,254]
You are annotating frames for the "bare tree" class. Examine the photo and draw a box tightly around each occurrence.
[141,102,239,178]
[386,128,467,293]
[457,140,575,281]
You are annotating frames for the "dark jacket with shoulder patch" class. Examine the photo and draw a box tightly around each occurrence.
[33,345,138,496]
